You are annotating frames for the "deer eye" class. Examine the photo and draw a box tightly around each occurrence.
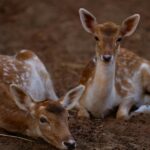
[94,36,99,41]
[40,116,48,124]
[116,37,122,42]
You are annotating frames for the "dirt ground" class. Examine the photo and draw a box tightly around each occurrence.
[0,0,149,150]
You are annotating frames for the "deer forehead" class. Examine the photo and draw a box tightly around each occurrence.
[46,103,65,115]
[39,101,66,116]
[95,22,120,36]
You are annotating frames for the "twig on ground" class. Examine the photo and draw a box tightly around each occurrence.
[0,133,33,142]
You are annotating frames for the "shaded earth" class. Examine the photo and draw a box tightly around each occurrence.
[0,0,149,150]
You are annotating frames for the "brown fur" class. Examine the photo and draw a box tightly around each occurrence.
[80,48,145,96]
[80,57,96,85]
[78,9,147,119]
[15,50,36,61]
[0,55,30,85]
[0,50,79,149]
[46,101,65,114]
[94,23,120,56]
[0,82,32,133]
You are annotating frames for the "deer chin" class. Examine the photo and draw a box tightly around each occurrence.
[42,135,68,150]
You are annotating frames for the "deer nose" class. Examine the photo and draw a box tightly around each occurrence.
[102,55,112,62]
[63,139,76,150]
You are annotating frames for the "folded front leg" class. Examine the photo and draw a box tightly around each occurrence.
[77,105,90,118]
[116,99,135,120]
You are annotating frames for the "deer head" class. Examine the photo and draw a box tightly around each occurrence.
[10,84,85,150]
[79,8,140,64]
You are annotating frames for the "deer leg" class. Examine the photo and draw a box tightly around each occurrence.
[116,99,135,120]
[77,105,90,118]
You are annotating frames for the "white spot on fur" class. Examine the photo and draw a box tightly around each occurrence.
[127,78,132,84]
[140,63,150,72]
[20,49,29,53]
[124,68,128,74]
[116,78,121,83]
[0,51,57,102]
[93,58,96,63]
[21,75,25,81]
[121,86,129,92]
[3,72,8,76]
[16,75,19,79]
[3,68,9,72]
[12,64,17,71]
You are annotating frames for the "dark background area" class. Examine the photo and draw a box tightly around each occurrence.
[0,0,149,149]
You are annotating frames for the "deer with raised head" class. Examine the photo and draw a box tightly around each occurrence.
[0,49,85,150]
[77,8,150,119]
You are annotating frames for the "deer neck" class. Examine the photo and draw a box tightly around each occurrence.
[80,57,117,117]
[84,58,116,117]
[94,59,116,92]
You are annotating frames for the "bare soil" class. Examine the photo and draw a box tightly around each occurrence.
[0,0,149,149]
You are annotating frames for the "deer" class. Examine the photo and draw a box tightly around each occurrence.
[0,49,85,150]
[77,8,150,120]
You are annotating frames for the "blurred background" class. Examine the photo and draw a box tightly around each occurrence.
[0,0,149,149]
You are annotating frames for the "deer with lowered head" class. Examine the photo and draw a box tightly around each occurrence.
[0,49,85,150]
[77,8,150,119]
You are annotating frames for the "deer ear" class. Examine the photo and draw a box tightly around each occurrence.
[120,14,140,37]
[61,85,85,110]
[79,8,97,33]
[10,84,35,111]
